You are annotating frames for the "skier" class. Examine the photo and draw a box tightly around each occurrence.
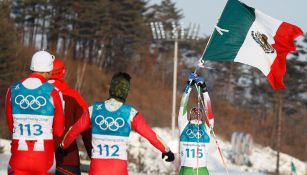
[5,51,65,175]
[58,72,175,175]
[49,58,92,175]
[178,73,214,175]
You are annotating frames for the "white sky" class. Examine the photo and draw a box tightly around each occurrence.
[151,0,306,37]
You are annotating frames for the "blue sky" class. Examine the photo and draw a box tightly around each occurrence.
[151,0,306,37]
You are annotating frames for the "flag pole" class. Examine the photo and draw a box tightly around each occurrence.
[196,0,232,72]
[191,2,230,173]
[194,31,214,74]
[201,32,214,59]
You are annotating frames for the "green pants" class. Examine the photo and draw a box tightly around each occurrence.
[179,166,209,175]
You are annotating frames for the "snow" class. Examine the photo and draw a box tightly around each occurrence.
[0,139,11,174]
[0,128,306,175]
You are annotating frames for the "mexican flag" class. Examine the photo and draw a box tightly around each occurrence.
[290,161,297,175]
[202,0,303,90]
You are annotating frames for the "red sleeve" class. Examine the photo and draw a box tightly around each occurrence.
[131,113,169,153]
[51,89,65,137]
[73,91,92,157]
[62,111,91,149]
[201,91,214,127]
[206,99,214,120]
[5,88,13,133]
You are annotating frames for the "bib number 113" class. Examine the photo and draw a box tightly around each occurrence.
[97,144,119,157]
[18,123,43,136]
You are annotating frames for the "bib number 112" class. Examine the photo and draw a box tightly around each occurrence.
[97,144,119,157]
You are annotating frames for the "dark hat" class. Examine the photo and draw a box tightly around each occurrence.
[109,72,131,102]
[188,107,204,122]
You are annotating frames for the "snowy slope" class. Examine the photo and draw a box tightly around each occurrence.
[0,139,11,174]
[0,128,306,175]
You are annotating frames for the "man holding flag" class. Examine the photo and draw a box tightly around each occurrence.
[195,1,303,174]
[178,73,214,175]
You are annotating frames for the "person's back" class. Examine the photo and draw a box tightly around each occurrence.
[5,51,65,175]
[88,98,138,174]
[60,72,175,175]
[49,58,92,175]
[91,99,133,160]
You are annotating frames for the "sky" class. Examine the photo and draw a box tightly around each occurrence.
[151,0,306,37]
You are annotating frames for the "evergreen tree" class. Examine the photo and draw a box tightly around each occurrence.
[0,0,18,137]
[48,0,75,53]
[0,0,17,90]
[11,0,27,44]
[100,0,148,69]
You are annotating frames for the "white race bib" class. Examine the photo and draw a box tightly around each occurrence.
[12,114,53,140]
[180,142,208,168]
[92,134,128,160]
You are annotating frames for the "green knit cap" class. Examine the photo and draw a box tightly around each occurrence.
[109,72,131,102]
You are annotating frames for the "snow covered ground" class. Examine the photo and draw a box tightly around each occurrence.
[0,128,306,175]
[0,139,11,175]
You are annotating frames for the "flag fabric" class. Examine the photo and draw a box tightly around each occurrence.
[290,161,297,175]
[202,0,303,90]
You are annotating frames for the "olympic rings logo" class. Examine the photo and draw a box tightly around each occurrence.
[186,129,204,139]
[15,95,47,110]
[95,115,125,131]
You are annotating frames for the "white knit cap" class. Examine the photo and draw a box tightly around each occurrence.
[30,51,55,72]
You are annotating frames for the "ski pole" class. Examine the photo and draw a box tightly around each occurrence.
[195,84,230,175]
[196,86,203,175]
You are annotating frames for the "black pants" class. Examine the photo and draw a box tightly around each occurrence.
[56,166,81,175]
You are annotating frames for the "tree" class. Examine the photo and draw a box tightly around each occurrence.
[0,0,17,89]
[0,0,18,138]
[99,0,149,69]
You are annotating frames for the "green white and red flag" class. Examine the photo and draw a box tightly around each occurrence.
[202,0,303,90]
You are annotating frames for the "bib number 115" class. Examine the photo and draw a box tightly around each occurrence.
[97,144,120,157]
[186,148,203,158]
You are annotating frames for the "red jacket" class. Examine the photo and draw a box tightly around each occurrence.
[50,78,92,167]
[5,73,65,137]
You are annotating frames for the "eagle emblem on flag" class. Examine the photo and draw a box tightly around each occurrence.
[251,31,275,54]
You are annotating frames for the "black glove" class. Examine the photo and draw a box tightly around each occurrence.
[196,76,208,92]
[162,150,175,162]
